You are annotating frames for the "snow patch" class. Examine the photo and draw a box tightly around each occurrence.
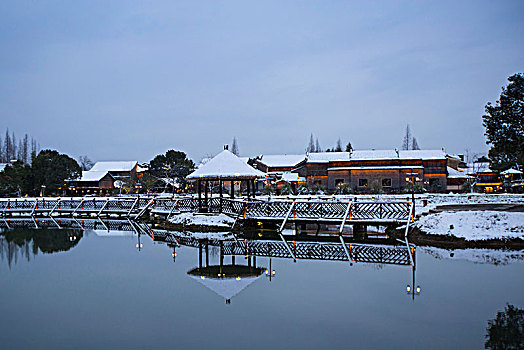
[421,247,524,265]
[414,211,524,240]
[168,213,235,228]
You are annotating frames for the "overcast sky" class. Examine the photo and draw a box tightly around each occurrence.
[1,0,522,163]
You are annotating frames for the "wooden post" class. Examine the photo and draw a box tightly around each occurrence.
[231,180,235,199]
[204,180,208,212]
[247,180,251,200]
[205,241,209,267]
[219,179,223,213]
[220,242,224,272]
[199,242,203,269]
[231,255,235,265]
[197,180,202,212]
[253,179,256,198]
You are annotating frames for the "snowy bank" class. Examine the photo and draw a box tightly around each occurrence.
[414,211,524,241]
[168,213,235,228]
[421,247,524,265]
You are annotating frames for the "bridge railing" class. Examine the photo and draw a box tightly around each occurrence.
[149,230,412,265]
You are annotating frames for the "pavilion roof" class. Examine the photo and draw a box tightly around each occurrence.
[187,150,266,180]
[188,265,264,300]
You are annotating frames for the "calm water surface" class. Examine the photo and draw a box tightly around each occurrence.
[1,227,523,349]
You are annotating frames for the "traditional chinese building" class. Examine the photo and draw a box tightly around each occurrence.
[294,149,449,193]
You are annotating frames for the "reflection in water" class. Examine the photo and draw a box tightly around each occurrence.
[0,227,83,267]
[143,227,418,303]
[485,304,524,349]
[1,218,418,303]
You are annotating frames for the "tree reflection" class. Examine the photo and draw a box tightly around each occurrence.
[0,228,83,267]
[485,304,524,349]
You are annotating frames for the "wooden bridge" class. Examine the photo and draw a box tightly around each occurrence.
[0,196,413,224]
[0,217,414,266]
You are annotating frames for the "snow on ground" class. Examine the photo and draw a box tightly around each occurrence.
[168,213,235,228]
[414,210,524,240]
[421,247,524,265]
[256,193,524,216]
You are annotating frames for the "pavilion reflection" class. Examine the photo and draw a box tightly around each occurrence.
[141,226,419,303]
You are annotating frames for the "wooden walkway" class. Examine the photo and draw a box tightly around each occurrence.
[0,196,413,224]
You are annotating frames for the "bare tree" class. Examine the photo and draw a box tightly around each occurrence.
[4,129,11,162]
[402,124,412,150]
[231,137,239,156]
[412,137,420,150]
[22,134,29,164]
[307,133,315,153]
[335,138,342,152]
[79,155,94,170]
[315,137,321,152]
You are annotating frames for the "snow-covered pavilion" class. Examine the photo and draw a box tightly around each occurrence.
[186,149,265,211]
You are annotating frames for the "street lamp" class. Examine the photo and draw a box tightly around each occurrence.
[406,265,421,300]
[40,185,46,197]
[265,258,276,282]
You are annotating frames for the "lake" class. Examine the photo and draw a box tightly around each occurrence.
[1,226,523,349]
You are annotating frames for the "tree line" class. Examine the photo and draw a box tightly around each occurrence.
[0,128,40,164]
[307,133,352,153]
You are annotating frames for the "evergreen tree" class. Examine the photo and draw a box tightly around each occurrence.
[412,137,420,150]
[32,150,81,195]
[315,137,321,152]
[149,149,196,188]
[402,124,412,150]
[482,73,524,170]
[0,135,3,162]
[335,138,342,152]
[231,137,239,156]
[345,141,353,153]
[307,133,315,153]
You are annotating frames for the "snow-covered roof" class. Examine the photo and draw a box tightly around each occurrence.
[307,149,447,163]
[501,168,523,175]
[258,154,306,168]
[447,167,472,179]
[280,172,305,183]
[90,161,137,172]
[76,171,113,182]
[0,163,8,172]
[187,150,265,180]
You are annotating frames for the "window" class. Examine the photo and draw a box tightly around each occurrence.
[358,179,368,187]
[382,178,392,187]
[335,179,344,186]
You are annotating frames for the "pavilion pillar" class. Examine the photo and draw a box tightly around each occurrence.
[199,242,203,269]
[197,180,202,212]
[205,241,209,267]
[231,180,235,199]
[204,180,208,212]
[219,179,223,213]
[252,180,256,198]
[231,255,235,265]
[247,180,251,200]
[219,242,224,274]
